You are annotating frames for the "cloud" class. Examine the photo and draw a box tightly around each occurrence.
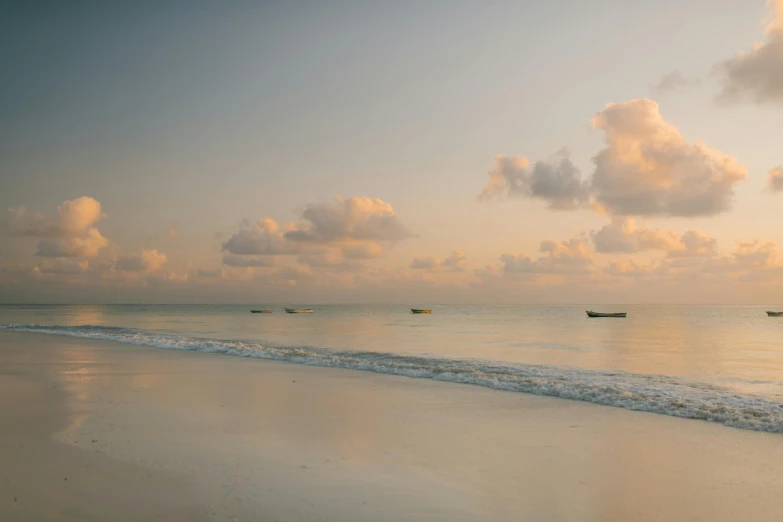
[478,150,589,210]
[297,252,367,273]
[222,254,276,267]
[479,100,746,218]
[196,268,222,278]
[411,255,440,270]
[285,196,414,243]
[340,242,385,259]
[715,1,783,104]
[658,239,783,278]
[34,228,109,258]
[673,230,719,258]
[34,259,90,275]
[222,197,410,271]
[531,236,593,273]
[6,196,109,258]
[767,166,783,192]
[167,223,179,240]
[479,236,593,281]
[602,259,661,278]
[6,196,104,237]
[115,249,167,272]
[410,251,468,272]
[598,238,783,286]
[592,218,717,257]
[443,251,468,271]
[222,218,298,256]
[731,239,780,269]
[590,99,747,217]
[649,71,699,95]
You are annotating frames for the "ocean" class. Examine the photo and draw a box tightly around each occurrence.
[2,304,783,432]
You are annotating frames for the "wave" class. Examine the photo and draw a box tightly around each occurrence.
[3,323,782,433]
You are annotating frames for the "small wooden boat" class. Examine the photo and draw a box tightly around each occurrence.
[766,311,783,317]
[250,310,272,314]
[586,310,626,318]
[411,309,432,314]
[285,308,314,314]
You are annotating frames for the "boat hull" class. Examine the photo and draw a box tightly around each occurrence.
[767,311,783,317]
[285,309,314,314]
[411,309,432,314]
[250,310,273,314]
[586,311,626,318]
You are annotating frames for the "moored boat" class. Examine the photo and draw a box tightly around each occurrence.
[766,311,783,317]
[411,309,432,314]
[586,310,626,318]
[250,309,273,313]
[285,308,314,314]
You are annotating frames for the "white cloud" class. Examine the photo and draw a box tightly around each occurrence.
[115,249,167,272]
[6,196,109,258]
[221,197,411,272]
[479,100,746,218]
[478,150,589,210]
[592,218,717,257]
[7,196,104,237]
[715,0,783,104]
[767,166,783,192]
[222,218,297,256]
[34,228,109,258]
[591,99,747,217]
[285,196,413,243]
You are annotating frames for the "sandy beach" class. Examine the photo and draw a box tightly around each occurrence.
[2,330,783,521]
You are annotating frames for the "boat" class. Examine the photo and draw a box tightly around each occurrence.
[766,311,783,317]
[285,308,314,314]
[250,310,272,314]
[411,309,432,314]
[586,310,626,318]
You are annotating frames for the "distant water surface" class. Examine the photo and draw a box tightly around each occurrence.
[2,304,783,432]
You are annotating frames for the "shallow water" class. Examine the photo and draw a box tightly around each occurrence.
[2,304,783,431]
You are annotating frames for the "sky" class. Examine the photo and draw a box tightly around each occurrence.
[1,0,782,304]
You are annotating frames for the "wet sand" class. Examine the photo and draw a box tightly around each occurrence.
[1,331,782,521]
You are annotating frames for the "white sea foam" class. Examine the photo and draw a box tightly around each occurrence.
[3,323,783,433]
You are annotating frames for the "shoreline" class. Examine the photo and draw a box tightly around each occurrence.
[2,324,782,433]
[2,330,783,521]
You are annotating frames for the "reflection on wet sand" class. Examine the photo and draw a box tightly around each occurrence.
[35,331,783,522]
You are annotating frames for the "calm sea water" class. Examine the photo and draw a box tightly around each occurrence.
[2,304,783,431]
